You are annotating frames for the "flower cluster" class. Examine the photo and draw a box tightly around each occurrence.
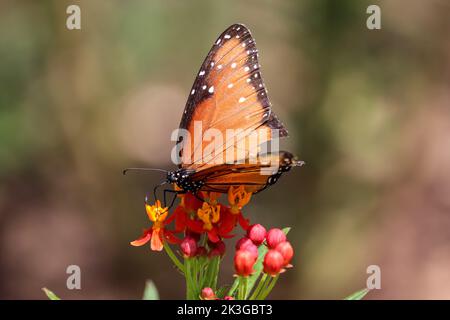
[131,186,251,252]
[130,185,295,300]
[232,225,294,299]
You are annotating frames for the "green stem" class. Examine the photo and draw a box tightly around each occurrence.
[212,257,221,289]
[249,273,267,300]
[227,277,239,297]
[258,275,279,300]
[163,242,184,273]
[185,258,191,299]
[243,277,249,299]
[185,258,200,299]
[203,256,219,289]
[237,276,248,300]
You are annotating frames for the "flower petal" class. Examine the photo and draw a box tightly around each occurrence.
[207,229,220,243]
[238,213,250,231]
[130,229,151,246]
[164,231,183,244]
[150,229,164,251]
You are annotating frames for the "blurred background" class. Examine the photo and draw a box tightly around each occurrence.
[1,0,450,299]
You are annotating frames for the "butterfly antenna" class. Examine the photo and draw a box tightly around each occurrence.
[122,167,168,175]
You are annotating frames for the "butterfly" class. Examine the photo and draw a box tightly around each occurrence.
[125,24,303,205]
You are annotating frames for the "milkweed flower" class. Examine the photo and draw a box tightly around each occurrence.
[275,241,294,267]
[184,197,241,243]
[263,249,285,276]
[234,249,257,277]
[201,287,216,300]
[180,236,198,258]
[266,228,287,249]
[130,200,180,251]
[235,237,258,259]
[197,201,221,231]
[228,186,252,214]
[235,237,253,250]
[247,224,266,245]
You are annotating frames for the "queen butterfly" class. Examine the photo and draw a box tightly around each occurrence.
[125,24,303,205]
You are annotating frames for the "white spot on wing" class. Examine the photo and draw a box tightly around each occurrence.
[191,89,195,95]
[199,70,205,76]
[208,86,214,93]
[217,64,223,69]
[228,83,233,88]
[224,34,231,39]
[231,62,237,68]
[244,66,250,72]
[202,85,207,90]
[216,38,221,45]
[239,97,246,103]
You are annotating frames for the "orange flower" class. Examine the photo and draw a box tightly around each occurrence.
[197,201,221,231]
[228,186,252,214]
[131,200,172,251]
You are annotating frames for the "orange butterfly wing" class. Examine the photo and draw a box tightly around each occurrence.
[191,151,299,193]
[176,24,288,172]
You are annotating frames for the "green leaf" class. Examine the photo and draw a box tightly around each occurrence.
[42,288,61,300]
[344,288,370,300]
[229,226,291,298]
[142,280,160,300]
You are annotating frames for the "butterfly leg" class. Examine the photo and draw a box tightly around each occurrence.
[163,189,185,210]
[148,181,167,204]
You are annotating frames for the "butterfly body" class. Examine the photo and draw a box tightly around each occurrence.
[167,151,302,195]
[166,168,205,194]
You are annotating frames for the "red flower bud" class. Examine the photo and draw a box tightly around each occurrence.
[236,237,258,259]
[212,240,226,256]
[201,287,216,300]
[263,249,284,276]
[266,228,286,249]
[180,236,197,258]
[247,224,266,245]
[235,237,253,250]
[275,241,294,266]
[223,296,235,300]
[234,249,256,277]
[196,246,207,257]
